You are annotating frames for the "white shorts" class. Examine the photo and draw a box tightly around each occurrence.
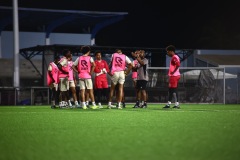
[59,77,69,91]
[79,79,93,89]
[69,80,76,88]
[111,71,125,85]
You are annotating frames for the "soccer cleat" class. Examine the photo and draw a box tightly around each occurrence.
[163,105,170,109]
[91,105,99,109]
[172,105,180,109]
[51,105,56,109]
[59,104,65,109]
[69,103,74,109]
[122,103,126,108]
[141,105,147,108]
[98,103,103,109]
[133,104,140,108]
[64,101,69,108]
[117,106,122,109]
[108,104,115,109]
[75,104,81,108]
[115,104,123,108]
[68,102,73,108]
[82,106,88,109]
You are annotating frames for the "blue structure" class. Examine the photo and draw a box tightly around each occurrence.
[0,6,128,46]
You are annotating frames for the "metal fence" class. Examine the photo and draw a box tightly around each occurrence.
[0,67,239,105]
[144,67,240,104]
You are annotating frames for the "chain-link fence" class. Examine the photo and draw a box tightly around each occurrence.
[1,67,239,105]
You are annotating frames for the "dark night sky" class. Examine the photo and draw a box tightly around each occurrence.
[1,0,240,50]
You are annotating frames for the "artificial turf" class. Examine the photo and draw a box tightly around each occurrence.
[0,104,240,160]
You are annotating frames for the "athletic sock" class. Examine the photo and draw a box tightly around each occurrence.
[68,100,72,106]
[75,101,79,105]
[167,101,171,106]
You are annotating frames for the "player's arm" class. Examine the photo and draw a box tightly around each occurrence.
[73,72,77,85]
[71,65,78,73]
[48,65,55,82]
[131,60,138,72]
[104,60,110,73]
[136,55,145,66]
[108,61,112,71]
[108,56,113,76]
[90,58,95,75]
[48,71,55,82]
[124,56,133,75]
[72,57,79,73]
[125,63,133,75]
[57,60,68,74]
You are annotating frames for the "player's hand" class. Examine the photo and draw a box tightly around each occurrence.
[108,72,113,76]
[102,68,107,73]
[53,83,58,88]
[131,52,135,56]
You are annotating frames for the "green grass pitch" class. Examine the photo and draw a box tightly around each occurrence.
[0,104,240,160]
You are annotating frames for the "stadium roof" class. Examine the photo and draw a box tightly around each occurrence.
[19,44,166,58]
[194,50,240,66]
[195,55,240,66]
[0,6,128,39]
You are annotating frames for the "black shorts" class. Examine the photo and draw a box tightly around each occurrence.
[136,80,148,90]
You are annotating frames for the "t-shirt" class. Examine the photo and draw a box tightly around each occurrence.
[137,58,149,81]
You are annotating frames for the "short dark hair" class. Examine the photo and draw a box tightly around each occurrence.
[94,50,101,56]
[166,45,175,52]
[115,49,122,53]
[81,46,91,54]
[62,49,71,57]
